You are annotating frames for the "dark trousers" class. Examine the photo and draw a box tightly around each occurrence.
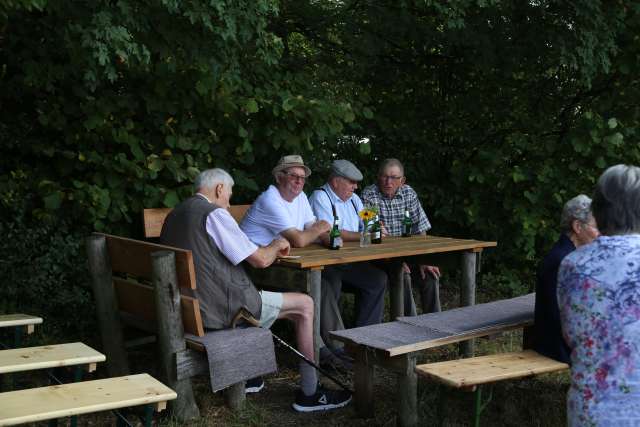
[403,269,441,316]
[320,262,387,350]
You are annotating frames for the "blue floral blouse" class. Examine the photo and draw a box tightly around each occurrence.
[557,235,640,427]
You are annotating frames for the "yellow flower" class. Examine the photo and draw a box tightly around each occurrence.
[358,208,376,222]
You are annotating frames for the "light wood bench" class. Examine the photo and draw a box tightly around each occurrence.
[86,232,255,421]
[0,314,43,348]
[0,342,105,375]
[330,293,536,427]
[142,204,250,238]
[415,350,569,427]
[0,373,176,427]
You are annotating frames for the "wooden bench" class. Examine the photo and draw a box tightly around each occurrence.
[415,350,569,427]
[330,293,536,427]
[0,314,43,348]
[0,342,105,376]
[142,204,250,238]
[0,373,176,427]
[86,232,249,421]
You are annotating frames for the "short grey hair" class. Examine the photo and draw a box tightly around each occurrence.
[560,194,593,233]
[378,158,405,177]
[194,168,234,191]
[592,164,640,235]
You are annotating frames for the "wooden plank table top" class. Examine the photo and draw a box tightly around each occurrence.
[0,373,177,425]
[0,314,43,328]
[276,235,497,269]
[0,342,105,374]
[415,350,569,388]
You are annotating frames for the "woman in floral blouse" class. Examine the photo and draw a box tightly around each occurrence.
[558,164,640,426]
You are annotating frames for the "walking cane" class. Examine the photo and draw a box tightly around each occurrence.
[231,307,353,393]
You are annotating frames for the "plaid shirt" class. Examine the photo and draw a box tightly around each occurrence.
[360,184,431,237]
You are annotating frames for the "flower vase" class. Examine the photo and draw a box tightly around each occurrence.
[360,225,372,248]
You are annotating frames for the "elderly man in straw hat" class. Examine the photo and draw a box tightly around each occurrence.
[241,155,331,247]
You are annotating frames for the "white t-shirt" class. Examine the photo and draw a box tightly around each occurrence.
[240,185,316,246]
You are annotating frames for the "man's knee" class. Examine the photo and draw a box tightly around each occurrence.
[299,293,314,319]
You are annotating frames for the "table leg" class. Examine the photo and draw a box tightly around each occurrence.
[460,251,477,357]
[397,354,417,427]
[308,268,322,363]
[389,262,405,320]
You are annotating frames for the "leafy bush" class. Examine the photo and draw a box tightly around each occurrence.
[0,174,94,341]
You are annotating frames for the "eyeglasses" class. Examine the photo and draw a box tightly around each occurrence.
[581,222,598,231]
[282,171,307,182]
[380,175,403,182]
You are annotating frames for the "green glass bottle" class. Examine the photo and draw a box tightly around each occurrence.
[329,214,342,250]
[371,214,382,244]
[402,209,412,237]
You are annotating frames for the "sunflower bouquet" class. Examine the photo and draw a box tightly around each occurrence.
[358,205,378,247]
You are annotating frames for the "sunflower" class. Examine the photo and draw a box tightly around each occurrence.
[358,207,377,222]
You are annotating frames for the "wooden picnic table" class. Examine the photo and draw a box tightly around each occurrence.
[251,235,496,362]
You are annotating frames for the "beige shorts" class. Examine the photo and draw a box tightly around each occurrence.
[258,290,283,329]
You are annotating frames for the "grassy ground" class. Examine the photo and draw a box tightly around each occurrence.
[5,279,569,426]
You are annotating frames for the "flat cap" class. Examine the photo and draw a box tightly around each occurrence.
[331,159,363,181]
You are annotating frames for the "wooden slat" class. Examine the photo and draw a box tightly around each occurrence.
[228,204,250,223]
[98,233,197,290]
[277,235,497,269]
[142,204,251,238]
[114,279,205,337]
[0,342,105,374]
[142,208,172,238]
[0,373,177,425]
[0,314,43,329]
[415,350,569,388]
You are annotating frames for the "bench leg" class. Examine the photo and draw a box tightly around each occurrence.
[472,385,493,427]
[13,325,23,348]
[354,348,375,418]
[437,384,448,427]
[144,403,155,427]
[397,354,417,427]
[225,382,246,410]
[460,251,477,357]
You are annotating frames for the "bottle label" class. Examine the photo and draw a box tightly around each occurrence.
[373,231,381,239]
[333,237,343,248]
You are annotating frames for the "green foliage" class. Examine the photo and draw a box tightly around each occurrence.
[0,173,94,340]
[2,1,640,340]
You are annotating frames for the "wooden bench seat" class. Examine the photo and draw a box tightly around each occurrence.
[86,231,263,421]
[0,373,176,426]
[415,350,569,426]
[330,293,536,427]
[0,314,43,348]
[0,342,105,375]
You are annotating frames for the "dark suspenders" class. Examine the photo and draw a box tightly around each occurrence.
[318,187,359,216]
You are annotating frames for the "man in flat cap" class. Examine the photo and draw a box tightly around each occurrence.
[241,155,331,247]
[309,160,387,360]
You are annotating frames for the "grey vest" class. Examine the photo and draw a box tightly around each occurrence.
[160,195,261,329]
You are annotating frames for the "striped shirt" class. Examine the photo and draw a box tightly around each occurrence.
[360,184,431,237]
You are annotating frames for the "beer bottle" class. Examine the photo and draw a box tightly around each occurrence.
[402,209,412,237]
[371,214,382,244]
[329,213,342,250]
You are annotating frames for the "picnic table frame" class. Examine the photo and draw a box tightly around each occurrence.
[253,235,497,362]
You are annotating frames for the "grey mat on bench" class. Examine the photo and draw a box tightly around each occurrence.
[187,327,277,392]
[397,293,535,334]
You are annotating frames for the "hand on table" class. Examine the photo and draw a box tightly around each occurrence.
[274,238,291,257]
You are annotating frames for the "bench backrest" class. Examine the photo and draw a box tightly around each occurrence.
[143,204,251,238]
[98,232,205,337]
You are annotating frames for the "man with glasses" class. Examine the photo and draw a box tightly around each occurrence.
[240,155,331,247]
[361,158,441,315]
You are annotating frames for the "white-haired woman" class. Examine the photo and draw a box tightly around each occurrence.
[558,164,640,426]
